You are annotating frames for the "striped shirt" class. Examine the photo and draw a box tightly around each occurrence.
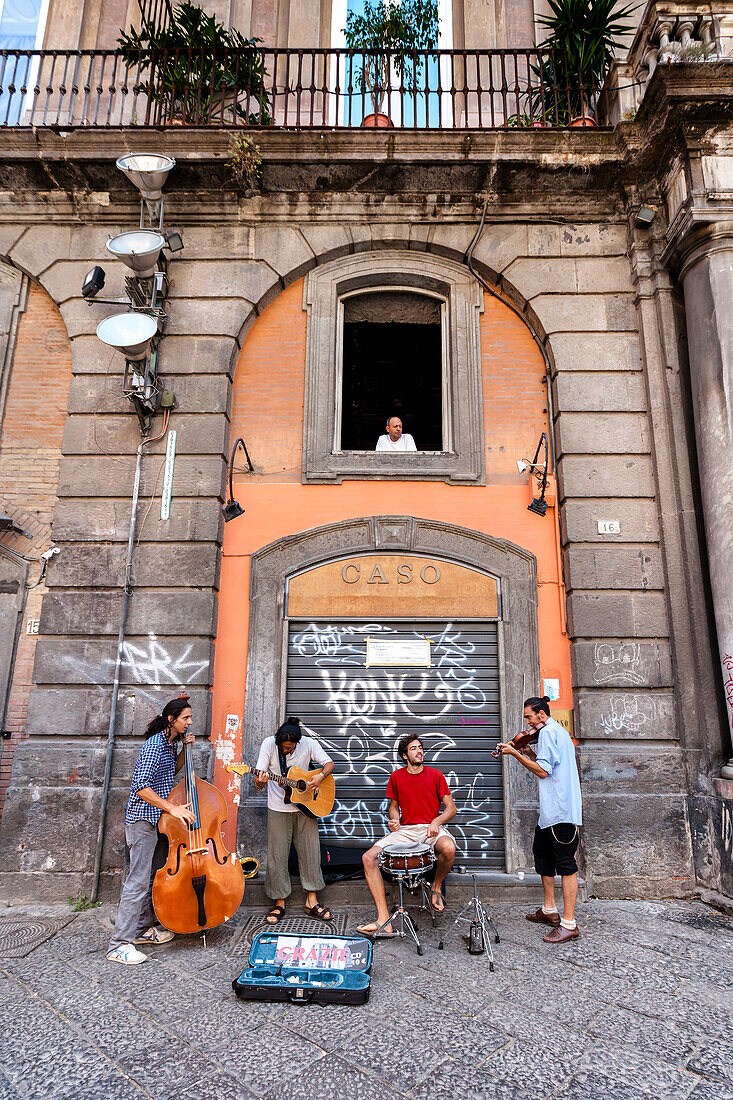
[125,732,179,826]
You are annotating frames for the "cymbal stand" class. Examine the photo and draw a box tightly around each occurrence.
[374,870,424,955]
[438,873,500,971]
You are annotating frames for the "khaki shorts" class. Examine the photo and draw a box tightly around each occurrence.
[373,824,452,850]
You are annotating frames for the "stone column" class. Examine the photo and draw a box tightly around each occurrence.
[678,222,733,777]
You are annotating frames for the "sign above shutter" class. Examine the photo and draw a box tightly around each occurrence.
[286,555,500,618]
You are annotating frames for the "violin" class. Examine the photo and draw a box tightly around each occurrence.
[153,739,244,934]
[491,728,539,759]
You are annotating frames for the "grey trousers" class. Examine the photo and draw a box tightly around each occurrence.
[109,820,166,951]
[265,809,325,901]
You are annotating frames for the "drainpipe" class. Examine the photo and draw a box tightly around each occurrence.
[466,201,567,635]
[91,409,170,901]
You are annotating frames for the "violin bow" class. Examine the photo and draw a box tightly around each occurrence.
[492,673,525,758]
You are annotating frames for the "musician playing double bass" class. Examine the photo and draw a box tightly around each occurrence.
[357,734,457,936]
[107,695,197,966]
[255,716,335,925]
[497,696,582,943]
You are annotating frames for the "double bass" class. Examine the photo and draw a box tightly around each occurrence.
[153,739,244,934]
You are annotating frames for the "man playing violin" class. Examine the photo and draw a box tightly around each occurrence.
[497,696,582,943]
[357,734,457,936]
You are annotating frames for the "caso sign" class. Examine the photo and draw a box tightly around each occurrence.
[341,561,441,585]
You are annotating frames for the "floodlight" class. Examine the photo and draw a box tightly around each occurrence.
[635,205,657,227]
[116,154,176,199]
[165,230,184,253]
[527,496,549,517]
[82,265,106,299]
[106,230,166,278]
[516,459,529,474]
[96,312,158,361]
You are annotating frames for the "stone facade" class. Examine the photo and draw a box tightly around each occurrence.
[0,1,731,903]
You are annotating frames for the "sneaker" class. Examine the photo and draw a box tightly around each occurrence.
[107,944,148,965]
[134,926,175,945]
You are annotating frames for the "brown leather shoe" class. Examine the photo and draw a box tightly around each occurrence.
[543,924,579,943]
[526,907,560,927]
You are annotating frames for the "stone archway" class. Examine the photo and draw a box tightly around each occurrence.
[239,515,540,872]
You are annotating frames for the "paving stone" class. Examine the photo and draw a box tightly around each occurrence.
[585,1005,702,1065]
[261,1055,403,1100]
[575,1040,695,1098]
[411,1041,574,1100]
[171,1073,259,1100]
[0,1073,21,1100]
[688,1079,733,1100]
[686,1041,733,1085]
[212,1022,328,1097]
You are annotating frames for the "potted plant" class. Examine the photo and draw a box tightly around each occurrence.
[343,0,440,127]
[535,0,635,126]
[118,0,270,126]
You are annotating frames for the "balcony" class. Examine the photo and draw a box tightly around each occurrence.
[0,47,602,131]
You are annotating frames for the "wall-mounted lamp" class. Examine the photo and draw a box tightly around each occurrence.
[116,152,176,230]
[106,229,166,277]
[518,432,550,517]
[0,512,31,538]
[96,312,158,361]
[222,437,254,522]
[635,204,657,227]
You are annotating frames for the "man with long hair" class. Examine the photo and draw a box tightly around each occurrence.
[357,734,456,936]
[255,716,335,924]
[107,695,196,965]
[497,696,582,943]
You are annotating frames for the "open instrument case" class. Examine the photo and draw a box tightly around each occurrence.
[232,930,373,1005]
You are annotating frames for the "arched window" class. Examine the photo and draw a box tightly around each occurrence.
[303,251,484,484]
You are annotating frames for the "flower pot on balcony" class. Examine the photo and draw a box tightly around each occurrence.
[570,114,596,127]
[362,112,393,128]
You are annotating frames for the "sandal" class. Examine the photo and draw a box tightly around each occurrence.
[265,905,286,924]
[304,903,333,922]
[430,890,445,913]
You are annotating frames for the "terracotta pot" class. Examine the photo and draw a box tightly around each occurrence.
[570,114,596,128]
[530,120,546,128]
[362,112,393,128]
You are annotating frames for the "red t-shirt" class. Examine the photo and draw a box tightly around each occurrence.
[385,766,450,826]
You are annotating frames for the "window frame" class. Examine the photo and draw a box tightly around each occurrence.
[336,286,449,454]
[302,251,486,484]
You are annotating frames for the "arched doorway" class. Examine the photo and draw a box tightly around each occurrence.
[238,515,540,875]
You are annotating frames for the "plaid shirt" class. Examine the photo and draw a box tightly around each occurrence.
[125,732,179,826]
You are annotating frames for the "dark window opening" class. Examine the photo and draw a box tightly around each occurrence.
[340,291,443,452]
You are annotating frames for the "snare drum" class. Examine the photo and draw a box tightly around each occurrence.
[378,842,435,876]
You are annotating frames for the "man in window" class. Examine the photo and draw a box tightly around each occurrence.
[376,416,417,452]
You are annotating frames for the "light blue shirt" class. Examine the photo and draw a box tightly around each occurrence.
[534,717,582,829]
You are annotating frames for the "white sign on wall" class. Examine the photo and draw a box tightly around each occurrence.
[160,429,177,521]
[366,637,432,668]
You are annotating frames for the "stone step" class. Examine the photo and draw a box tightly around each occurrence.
[242,872,576,908]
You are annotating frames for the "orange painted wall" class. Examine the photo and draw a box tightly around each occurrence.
[212,279,571,844]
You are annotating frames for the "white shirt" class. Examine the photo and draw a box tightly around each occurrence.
[376,433,417,452]
[255,735,332,813]
[534,717,583,829]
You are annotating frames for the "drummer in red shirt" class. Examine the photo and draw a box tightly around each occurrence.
[357,734,457,935]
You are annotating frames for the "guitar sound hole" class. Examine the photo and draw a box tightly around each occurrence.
[297,780,307,792]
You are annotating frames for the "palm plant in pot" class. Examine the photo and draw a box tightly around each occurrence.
[534,0,635,126]
[343,0,440,127]
[118,0,270,125]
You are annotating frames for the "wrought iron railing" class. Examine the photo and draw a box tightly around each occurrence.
[0,47,603,129]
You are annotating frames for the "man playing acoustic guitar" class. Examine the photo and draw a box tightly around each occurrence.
[255,716,335,925]
[357,734,457,936]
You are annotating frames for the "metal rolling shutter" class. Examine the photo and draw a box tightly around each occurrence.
[285,619,504,870]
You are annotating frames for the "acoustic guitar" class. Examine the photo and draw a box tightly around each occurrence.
[225,763,335,819]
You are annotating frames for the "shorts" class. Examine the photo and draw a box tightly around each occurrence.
[533,823,580,877]
[373,824,452,850]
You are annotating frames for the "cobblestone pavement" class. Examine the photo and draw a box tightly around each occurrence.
[1,897,733,1099]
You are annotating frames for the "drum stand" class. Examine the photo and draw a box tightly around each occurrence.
[374,871,425,955]
[438,873,500,971]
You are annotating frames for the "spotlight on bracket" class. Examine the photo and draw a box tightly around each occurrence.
[82,265,106,299]
[635,204,657,227]
[96,312,158,361]
[519,432,550,518]
[106,230,166,278]
[116,153,176,200]
[165,230,184,253]
[222,437,254,522]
